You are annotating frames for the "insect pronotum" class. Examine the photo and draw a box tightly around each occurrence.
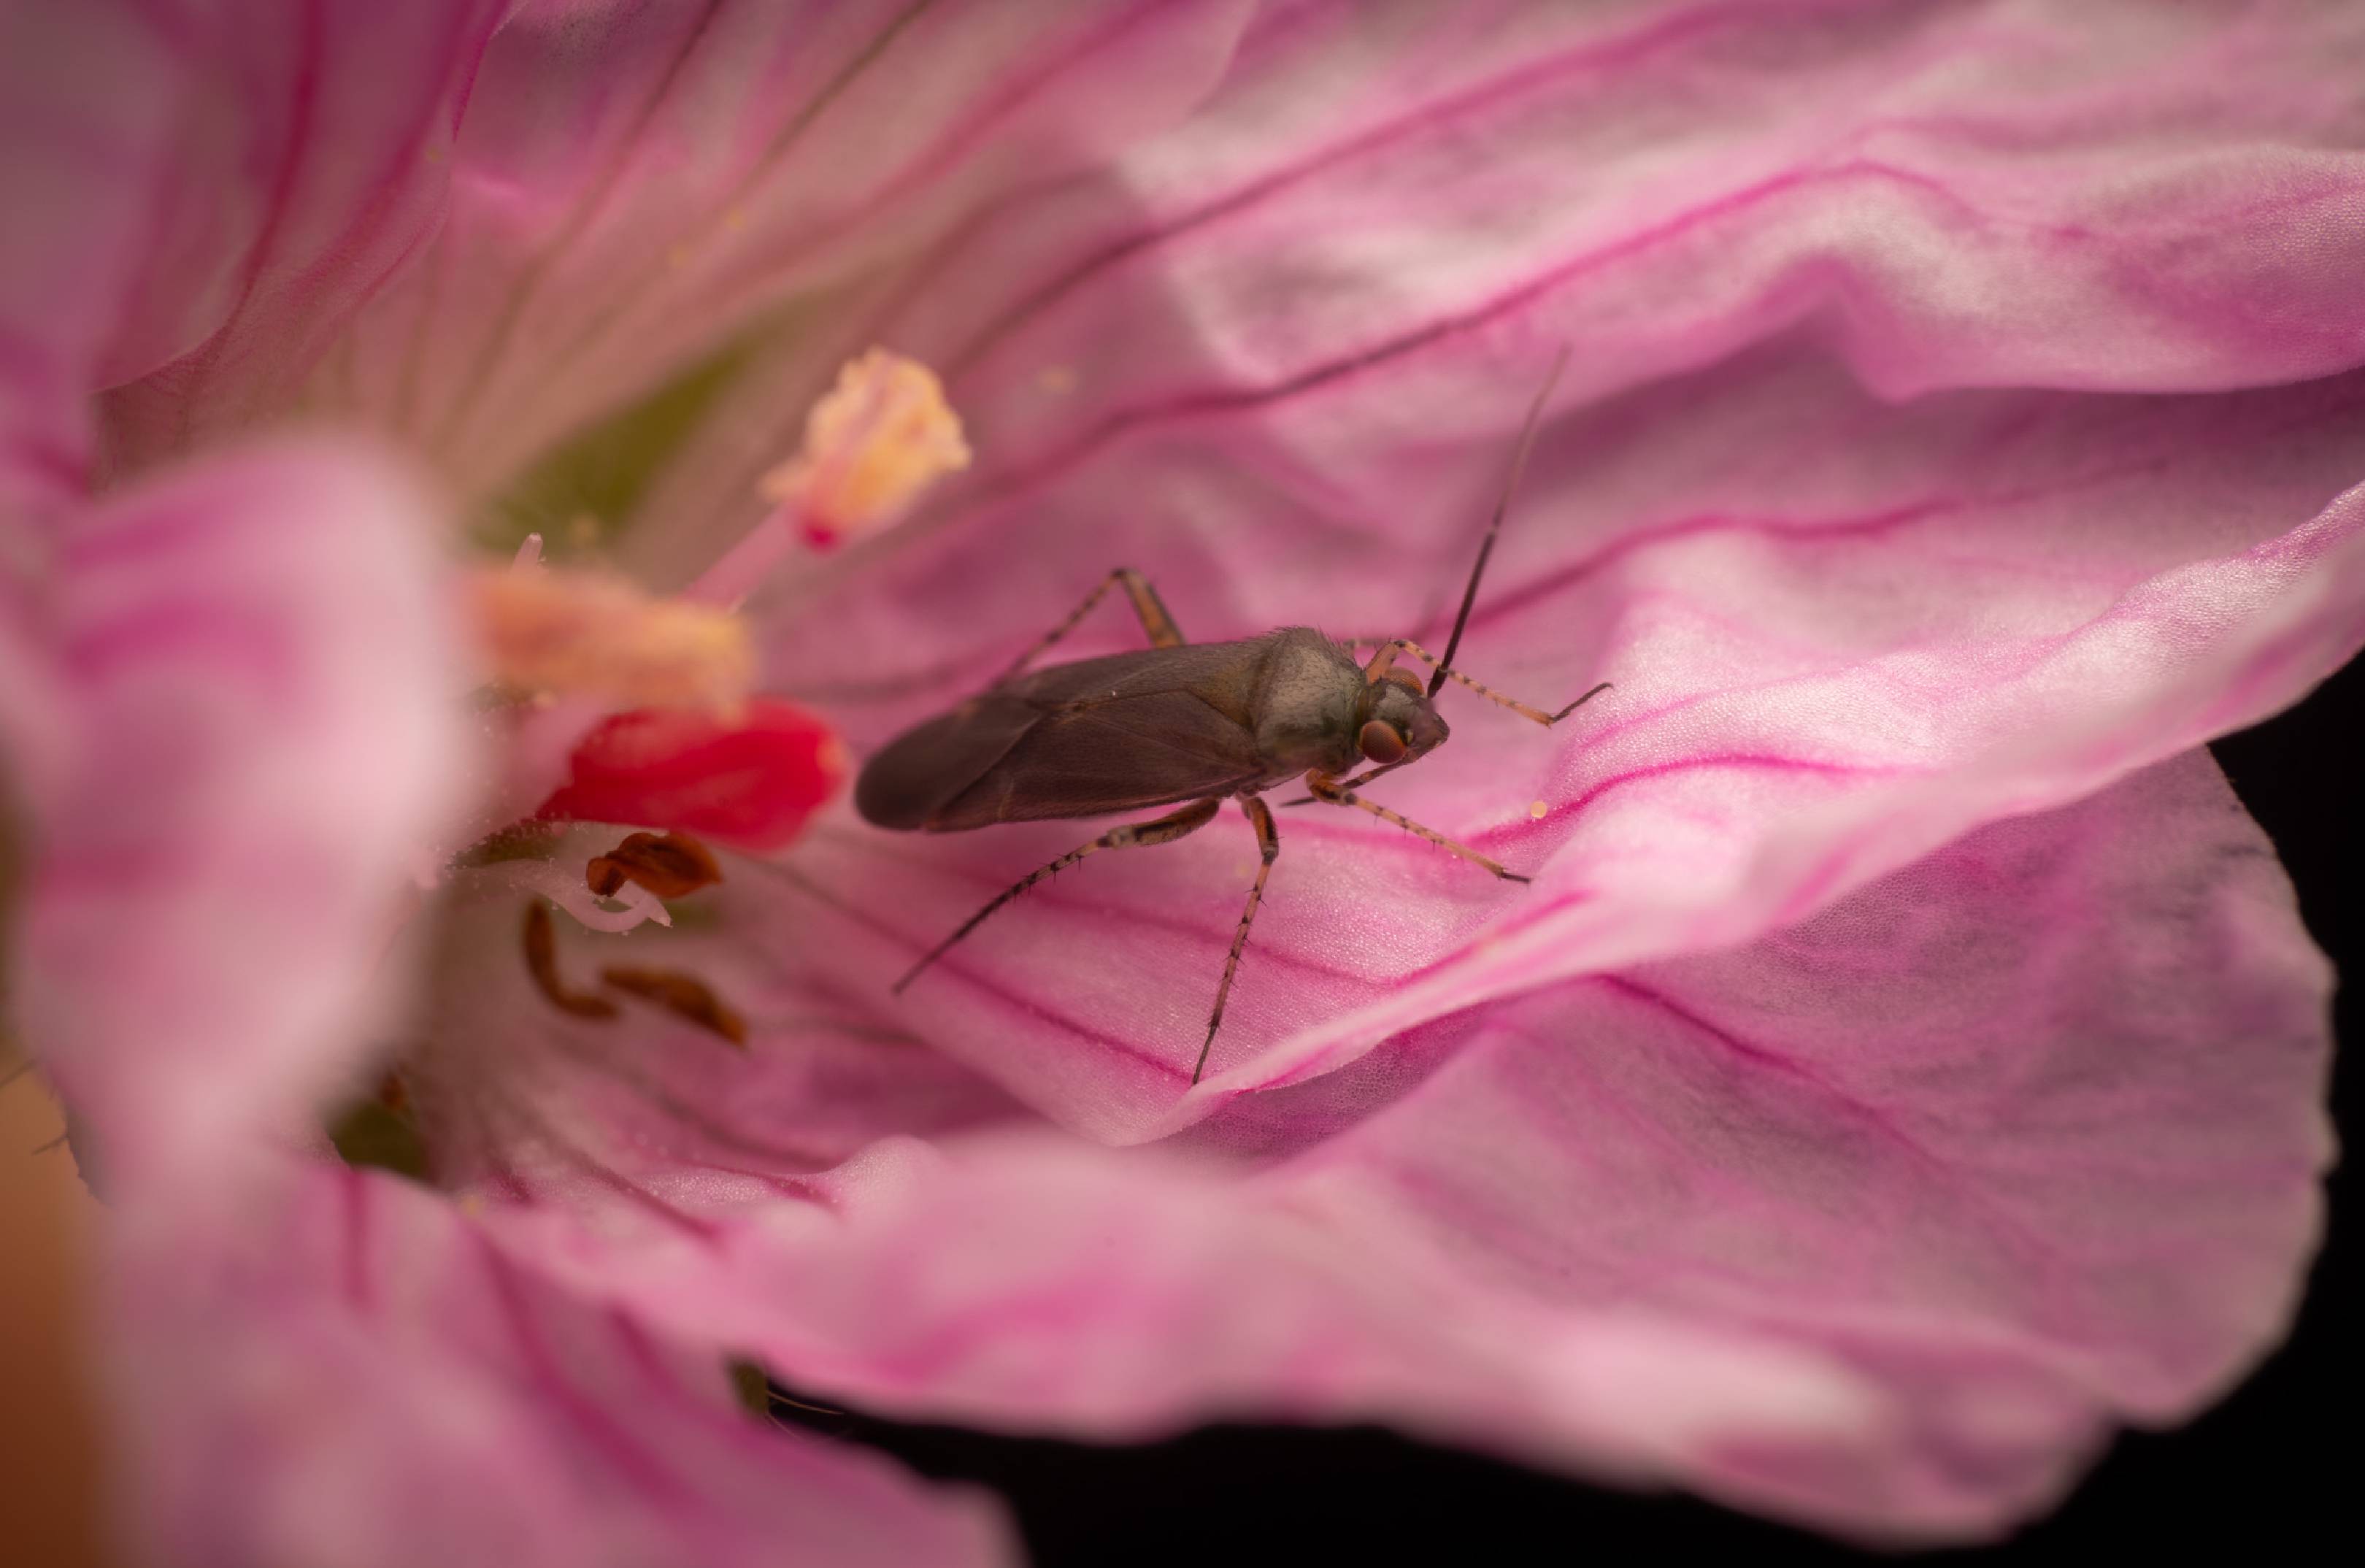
[855,350,1607,1083]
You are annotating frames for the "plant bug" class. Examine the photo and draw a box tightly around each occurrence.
[855,350,1607,1083]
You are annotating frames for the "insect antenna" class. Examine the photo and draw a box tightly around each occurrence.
[1428,345,1571,698]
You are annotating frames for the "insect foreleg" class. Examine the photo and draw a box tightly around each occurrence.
[1366,639,1609,729]
[1193,796,1280,1085]
[992,567,1185,685]
[891,796,1222,994]
[1304,772,1527,883]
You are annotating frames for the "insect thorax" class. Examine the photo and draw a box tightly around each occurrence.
[1247,629,1368,780]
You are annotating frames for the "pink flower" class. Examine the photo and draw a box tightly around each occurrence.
[4,1,2359,1559]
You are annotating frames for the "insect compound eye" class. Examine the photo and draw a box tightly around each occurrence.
[1358,719,1410,765]
[1381,667,1425,696]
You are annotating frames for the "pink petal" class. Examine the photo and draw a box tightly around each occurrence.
[637,0,2365,581]
[108,1157,1014,1568]
[12,440,465,1184]
[273,0,1256,502]
[927,1,2365,449]
[0,1,180,513]
[0,556,64,801]
[468,750,2332,1541]
[89,0,509,472]
[402,847,1029,1197]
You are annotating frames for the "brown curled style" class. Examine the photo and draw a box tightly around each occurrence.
[520,902,619,1021]
[600,965,748,1048]
[585,830,723,901]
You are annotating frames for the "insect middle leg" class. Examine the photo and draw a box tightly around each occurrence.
[1304,772,1528,883]
[993,567,1185,685]
[892,796,1222,994]
[1362,639,1610,727]
[1193,796,1279,1085]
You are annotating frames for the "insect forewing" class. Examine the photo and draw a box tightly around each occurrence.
[855,640,1280,831]
[855,692,1042,829]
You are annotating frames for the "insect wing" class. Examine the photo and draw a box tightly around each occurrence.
[861,642,1273,830]
[855,691,1041,829]
[929,684,1265,826]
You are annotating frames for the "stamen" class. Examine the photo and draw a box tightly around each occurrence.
[600,966,747,1047]
[687,350,969,607]
[759,348,970,546]
[585,830,723,900]
[520,902,618,1021]
[470,568,753,715]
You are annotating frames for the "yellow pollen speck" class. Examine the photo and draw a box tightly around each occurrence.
[471,568,753,715]
[723,206,750,231]
[1528,799,1548,819]
[1035,364,1077,395]
[758,348,970,545]
[666,241,693,269]
[566,511,603,550]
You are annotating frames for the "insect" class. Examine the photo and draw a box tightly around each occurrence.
[855,351,1607,1083]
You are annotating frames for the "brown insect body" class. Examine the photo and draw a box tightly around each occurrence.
[854,353,1601,1084]
[855,629,1446,832]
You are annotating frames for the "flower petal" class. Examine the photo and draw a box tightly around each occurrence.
[930,0,2365,459]
[640,0,2365,584]
[0,1,180,513]
[12,440,465,1183]
[303,0,1255,504]
[89,0,509,471]
[109,1158,1015,1568]
[403,846,1029,1198]
[469,750,2333,1542]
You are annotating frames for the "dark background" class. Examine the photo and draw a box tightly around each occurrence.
[790,653,2361,1564]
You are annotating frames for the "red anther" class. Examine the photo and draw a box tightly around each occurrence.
[537,698,845,852]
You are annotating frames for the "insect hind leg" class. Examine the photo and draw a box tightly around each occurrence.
[993,567,1185,685]
[892,796,1221,994]
[1193,796,1279,1085]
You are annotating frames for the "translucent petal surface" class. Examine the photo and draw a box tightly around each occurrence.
[267,0,1254,500]
[88,0,509,472]
[456,753,2334,1540]
[109,1158,1015,1568]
